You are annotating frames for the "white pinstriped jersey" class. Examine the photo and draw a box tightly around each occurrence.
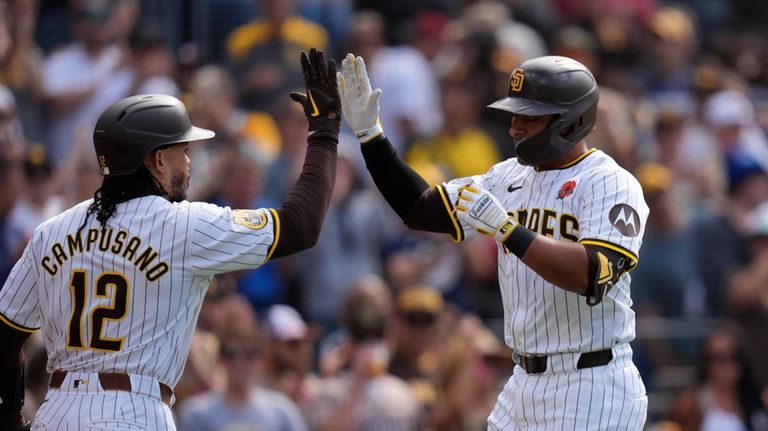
[0,195,278,386]
[443,149,648,355]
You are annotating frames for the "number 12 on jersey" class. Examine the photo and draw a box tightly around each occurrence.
[67,270,129,352]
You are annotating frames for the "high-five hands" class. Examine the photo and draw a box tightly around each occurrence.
[455,181,519,243]
[290,48,341,137]
[336,53,384,143]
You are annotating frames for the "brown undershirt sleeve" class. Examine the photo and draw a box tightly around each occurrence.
[271,133,337,258]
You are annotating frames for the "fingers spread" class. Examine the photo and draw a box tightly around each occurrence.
[300,51,310,80]
[357,56,373,92]
[336,72,345,97]
[315,49,328,80]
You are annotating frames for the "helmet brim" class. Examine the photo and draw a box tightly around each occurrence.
[183,126,216,142]
[487,97,567,116]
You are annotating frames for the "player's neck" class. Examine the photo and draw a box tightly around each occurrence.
[534,141,590,171]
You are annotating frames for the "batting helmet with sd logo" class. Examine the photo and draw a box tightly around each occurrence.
[93,94,215,176]
[488,56,599,166]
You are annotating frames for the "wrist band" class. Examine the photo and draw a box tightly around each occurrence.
[502,224,537,258]
[356,121,384,144]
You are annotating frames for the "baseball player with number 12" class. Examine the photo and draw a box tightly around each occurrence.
[0,47,340,430]
[337,53,649,429]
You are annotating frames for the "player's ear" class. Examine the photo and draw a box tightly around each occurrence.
[145,149,164,176]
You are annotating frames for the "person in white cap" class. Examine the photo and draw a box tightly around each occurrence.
[262,304,318,408]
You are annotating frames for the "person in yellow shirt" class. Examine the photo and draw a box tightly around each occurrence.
[405,70,501,183]
[226,0,329,111]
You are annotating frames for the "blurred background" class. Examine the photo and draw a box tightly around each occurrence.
[4,0,768,430]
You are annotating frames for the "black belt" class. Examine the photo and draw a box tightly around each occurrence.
[513,349,613,374]
[49,370,174,406]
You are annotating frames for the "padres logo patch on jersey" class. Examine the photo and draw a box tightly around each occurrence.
[608,204,641,237]
[233,209,269,230]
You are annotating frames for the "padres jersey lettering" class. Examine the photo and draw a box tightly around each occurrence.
[0,195,278,387]
[443,149,649,355]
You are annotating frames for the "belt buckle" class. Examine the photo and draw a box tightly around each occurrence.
[513,351,547,374]
[512,351,523,368]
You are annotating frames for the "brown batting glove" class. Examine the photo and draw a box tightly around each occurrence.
[289,48,341,139]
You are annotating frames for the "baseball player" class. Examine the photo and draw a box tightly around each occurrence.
[337,54,649,430]
[0,47,340,430]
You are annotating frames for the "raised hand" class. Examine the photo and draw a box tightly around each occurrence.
[336,53,384,143]
[289,48,341,137]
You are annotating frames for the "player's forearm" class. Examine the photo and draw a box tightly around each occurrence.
[360,135,430,221]
[519,237,590,294]
[271,136,337,258]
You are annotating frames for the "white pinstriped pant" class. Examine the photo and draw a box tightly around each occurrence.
[487,344,647,430]
[31,372,176,430]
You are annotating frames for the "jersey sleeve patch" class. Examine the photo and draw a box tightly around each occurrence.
[608,204,642,237]
[232,209,269,230]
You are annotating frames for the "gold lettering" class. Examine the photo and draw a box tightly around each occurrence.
[86,229,99,251]
[146,263,169,281]
[52,243,67,266]
[560,214,579,242]
[67,232,83,256]
[42,256,57,275]
[98,228,113,251]
[542,210,557,238]
[516,209,528,228]
[122,237,141,261]
[112,230,127,254]
[528,209,541,233]
[134,247,158,271]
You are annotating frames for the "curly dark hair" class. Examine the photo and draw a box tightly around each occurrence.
[80,165,166,230]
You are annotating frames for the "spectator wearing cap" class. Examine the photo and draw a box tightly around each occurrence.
[41,0,126,166]
[703,89,768,191]
[262,304,319,410]
[632,162,705,318]
[6,144,67,257]
[630,163,707,391]
[0,84,23,284]
[306,283,420,431]
[388,286,445,425]
[633,5,700,117]
[649,105,722,206]
[721,201,768,392]
[692,150,768,317]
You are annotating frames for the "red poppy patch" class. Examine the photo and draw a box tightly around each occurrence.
[557,180,576,199]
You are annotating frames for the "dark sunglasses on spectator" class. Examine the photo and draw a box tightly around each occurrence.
[402,312,436,327]
[77,8,110,24]
[221,348,259,360]
[705,352,739,363]
[282,338,309,348]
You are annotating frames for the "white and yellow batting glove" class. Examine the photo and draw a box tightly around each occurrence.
[455,181,518,243]
[336,53,384,143]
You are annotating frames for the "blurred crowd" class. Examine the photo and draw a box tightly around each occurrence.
[3,0,768,430]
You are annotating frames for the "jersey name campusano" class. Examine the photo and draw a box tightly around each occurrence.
[0,195,277,386]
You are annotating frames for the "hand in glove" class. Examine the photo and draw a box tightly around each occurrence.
[455,181,519,243]
[289,48,341,138]
[336,53,384,143]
